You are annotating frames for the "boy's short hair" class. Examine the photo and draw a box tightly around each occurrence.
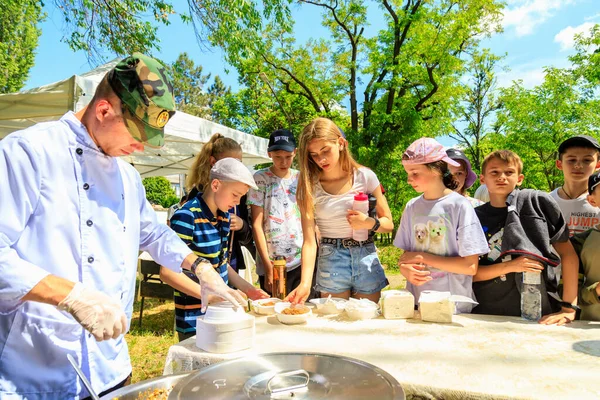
[558,135,600,160]
[481,150,523,175]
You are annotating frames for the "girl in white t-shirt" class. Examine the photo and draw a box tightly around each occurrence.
[286,118,394,304]
[394,138,489,313]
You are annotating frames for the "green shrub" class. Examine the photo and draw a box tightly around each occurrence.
[142,176,177,207]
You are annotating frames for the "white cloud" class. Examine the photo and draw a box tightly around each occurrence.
[496,57,571,88]
[502,0,577,37]
[554,22,596,51]
[497,66,546,88]
[585,13,600,21]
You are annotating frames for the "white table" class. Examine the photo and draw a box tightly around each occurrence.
[163,312,600,399]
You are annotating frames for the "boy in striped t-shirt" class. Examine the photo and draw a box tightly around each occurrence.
[162,158,269,341]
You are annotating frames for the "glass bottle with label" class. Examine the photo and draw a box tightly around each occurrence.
[273,255,287,300]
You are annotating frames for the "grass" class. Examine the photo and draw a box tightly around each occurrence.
[126,241,405,383]
[126,298,177,383]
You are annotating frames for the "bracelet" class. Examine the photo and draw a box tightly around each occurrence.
[559,301,580,311]
[370,217,381,233]
[190,257,209,275]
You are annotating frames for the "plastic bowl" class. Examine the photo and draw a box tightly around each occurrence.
[345,299,380,320]
[252,298,282,315]
[274,302,312,325]
[204,301,247,321]
[309,298,348,315]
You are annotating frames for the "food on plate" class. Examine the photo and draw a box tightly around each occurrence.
[281,307,309,315]
[112,386,173,400]
[260,301,277,307]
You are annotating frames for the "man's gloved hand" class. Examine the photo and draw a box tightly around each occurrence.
[58,283,127,341]
[193,259,247,312]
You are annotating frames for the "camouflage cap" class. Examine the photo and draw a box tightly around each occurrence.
[107,52,176,148]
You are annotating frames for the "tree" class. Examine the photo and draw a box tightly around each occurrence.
[142,176,178,208]
[0,0,44,93]
[569,24,600,86]
[167,52,212,118]
[190,0,504,142]
[449,49,503,172]
[494,67,600,191]
[52,0,181,63]
[187,0,503,218]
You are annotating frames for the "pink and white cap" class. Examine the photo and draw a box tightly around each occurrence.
[402,137,460,167]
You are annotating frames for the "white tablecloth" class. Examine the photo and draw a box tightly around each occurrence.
[163,312,600,399]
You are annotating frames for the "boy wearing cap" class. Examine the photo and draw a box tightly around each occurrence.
[472,150,579,325]
[166,158,269,340]
[550,135,600,236]
[569,172,600,321]
[248,129,305,296]
[0,53,245,398]
[446,148,483,207]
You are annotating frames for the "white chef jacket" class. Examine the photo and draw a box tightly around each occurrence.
[0,112,192,399]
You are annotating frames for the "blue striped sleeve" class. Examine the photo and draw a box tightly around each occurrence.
[171,207,195,245]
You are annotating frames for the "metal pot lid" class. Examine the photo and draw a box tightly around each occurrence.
[101,372,189,400]
[169,352,405,400]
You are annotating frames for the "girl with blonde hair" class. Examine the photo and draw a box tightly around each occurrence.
[287,118,394,304]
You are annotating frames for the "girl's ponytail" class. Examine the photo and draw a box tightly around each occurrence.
[425,161,459,190]
[442,168,459,190]
[186,133,242,192]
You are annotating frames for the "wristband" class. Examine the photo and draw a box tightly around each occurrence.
[370,217,381,233]
[559,301,580,311]
[190,257,209,275]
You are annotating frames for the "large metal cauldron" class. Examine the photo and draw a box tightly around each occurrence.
[100,372,189,400]
[104,353,405,400]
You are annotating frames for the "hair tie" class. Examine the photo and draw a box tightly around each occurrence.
[443,170,451,178]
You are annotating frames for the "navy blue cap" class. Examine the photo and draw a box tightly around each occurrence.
[268,129,296,152]
[559,135,600,156]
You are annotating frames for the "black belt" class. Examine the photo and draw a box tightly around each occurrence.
[321,237,374,248]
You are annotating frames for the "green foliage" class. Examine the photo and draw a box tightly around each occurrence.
[52,0,178,62]
[569,24,600,86]
[188,0,504,214]
[167,52,212,118]
[0,0,44,93]
[450,49,504,172]
[166,53,232,122]
[493,66,600,191]
[142,176,177,207]
[377,241,404,274]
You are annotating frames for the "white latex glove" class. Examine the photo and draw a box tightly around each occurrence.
[58,283,127,341]
[194,260,247,312]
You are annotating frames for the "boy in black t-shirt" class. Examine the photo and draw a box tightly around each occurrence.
[472,150,580,325]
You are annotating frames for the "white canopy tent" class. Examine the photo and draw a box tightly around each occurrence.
[0,60,270,177]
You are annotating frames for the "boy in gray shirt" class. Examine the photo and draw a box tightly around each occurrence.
[473,150,579,325]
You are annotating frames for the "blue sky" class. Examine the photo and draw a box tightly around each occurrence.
[26,1,599,99]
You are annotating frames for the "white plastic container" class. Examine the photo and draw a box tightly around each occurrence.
[352,192,369,241]
[380,290,414,319]
[418,291,478,324]
[252,298,282,315]
[196,302,255,353]
[309,297,347,315]
[345,298,379,320]
[418,291,454,323]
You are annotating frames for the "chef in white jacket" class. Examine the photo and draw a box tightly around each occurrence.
[0,53,246,399]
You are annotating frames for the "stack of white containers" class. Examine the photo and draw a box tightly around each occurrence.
[380,290,415,319]
[196,302,255,353]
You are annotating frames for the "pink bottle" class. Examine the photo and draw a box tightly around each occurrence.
[352,192,369,241]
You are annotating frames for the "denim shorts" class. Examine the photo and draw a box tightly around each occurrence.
[316,241,389,295]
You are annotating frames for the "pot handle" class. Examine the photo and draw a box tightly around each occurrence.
[267,369,310,394]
